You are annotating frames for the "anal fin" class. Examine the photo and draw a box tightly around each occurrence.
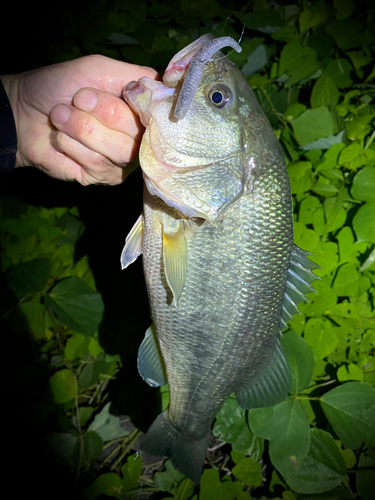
[236,341,292,409]
[137,325,167,387]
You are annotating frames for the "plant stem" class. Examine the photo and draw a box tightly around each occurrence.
[365,130,375,149]
[111,429,142,470]
[307,379,336,391]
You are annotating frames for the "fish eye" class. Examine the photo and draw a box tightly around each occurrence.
[208,84,232,109]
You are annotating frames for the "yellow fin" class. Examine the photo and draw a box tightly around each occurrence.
[162,222,188,306]
[121,214,143,269]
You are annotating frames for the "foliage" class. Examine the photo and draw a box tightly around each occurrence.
[2,0,375,499]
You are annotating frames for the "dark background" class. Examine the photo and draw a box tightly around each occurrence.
[2,3,153,498]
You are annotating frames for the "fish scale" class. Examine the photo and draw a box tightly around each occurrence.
[122,34,320,483]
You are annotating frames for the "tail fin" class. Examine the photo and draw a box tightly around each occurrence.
[141,410,209,484]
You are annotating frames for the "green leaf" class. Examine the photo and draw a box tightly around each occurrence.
[242,45,268,77]
[232,457,263,487]
[122,453,142,498]
[304,317,339,359]
[320,382,375,448]
[79,431,104,466]
[291,107,335,145]
[288,162,313,194]
[285,428,346,493]
[298,196,321,225]
[213,397,264,458]
[337,363,364,381]
[5,258,52,300]
[45,276,104,335]
[334,0,354,19]
[341,448,357,469]
[299,9,321,32]
[351,166,375,202]
[82,473,123,500]
[311,183,338,198]
[281,331,315,393]
[154,460,185,492]
[324,58,353,88]
[271,25,299,43]
[352,203,375,243]
[301,130,345,151]
[19,299,46,340]
[356,453,375,500]
[64,332,90,361]
[78,406,96,427]
[79,360,117,389]
[326,18,364,50]
[311,75,340,108]
[42,432,78,471]
[333,263,361,297]
[301,277,337,317]
[49,369,76,404]
[248,397,310,478]
[88,402,129,441]
[175,478,195,500]
[199,469,236,500]
[340,142,367,169]
[278,41,318,86]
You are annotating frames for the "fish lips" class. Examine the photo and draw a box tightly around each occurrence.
[123,78,175,127]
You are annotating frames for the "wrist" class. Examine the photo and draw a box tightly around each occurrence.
[0,74,22,168]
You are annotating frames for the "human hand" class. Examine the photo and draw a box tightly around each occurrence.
[2,55,158,185]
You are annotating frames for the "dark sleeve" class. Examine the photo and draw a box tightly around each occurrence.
[0,78,18,172]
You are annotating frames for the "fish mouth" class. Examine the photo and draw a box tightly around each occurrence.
[123,78,175,127]
[123,34,226,125]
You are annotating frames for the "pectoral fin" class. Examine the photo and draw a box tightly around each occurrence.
[121,214,144,270]
[235,341,291,409]
[162,222,188,306]
[137,325,167,387]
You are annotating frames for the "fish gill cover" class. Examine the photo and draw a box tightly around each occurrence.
[1,1,375,499]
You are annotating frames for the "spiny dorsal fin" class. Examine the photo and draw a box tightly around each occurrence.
[281,245,321,330]
[121,214,144,270]
[137,325,167,387]
[235,341,291,409]
[162,222,188,306]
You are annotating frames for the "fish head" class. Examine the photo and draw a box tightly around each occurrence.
[124,35,274,221]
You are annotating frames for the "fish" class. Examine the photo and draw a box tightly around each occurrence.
[121,34,320,483]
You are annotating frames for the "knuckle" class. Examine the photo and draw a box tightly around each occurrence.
[54,130,72,150]
[100,98,123,125]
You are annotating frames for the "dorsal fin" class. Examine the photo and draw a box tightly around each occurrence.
[162,222,188,306]
[281,245,321,330]
[121,214,144,270]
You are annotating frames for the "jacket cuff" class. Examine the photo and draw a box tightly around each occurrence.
[0,78,17,172]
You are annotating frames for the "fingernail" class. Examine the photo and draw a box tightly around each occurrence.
[75,89,97,112]
[51,104,71,125]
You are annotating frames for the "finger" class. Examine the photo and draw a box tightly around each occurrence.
[77,55,161,97]
[73,88,144,142]
[50,130,126,185]
[50,103,140,166]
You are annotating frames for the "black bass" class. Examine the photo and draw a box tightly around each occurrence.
[121,34,319,483]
